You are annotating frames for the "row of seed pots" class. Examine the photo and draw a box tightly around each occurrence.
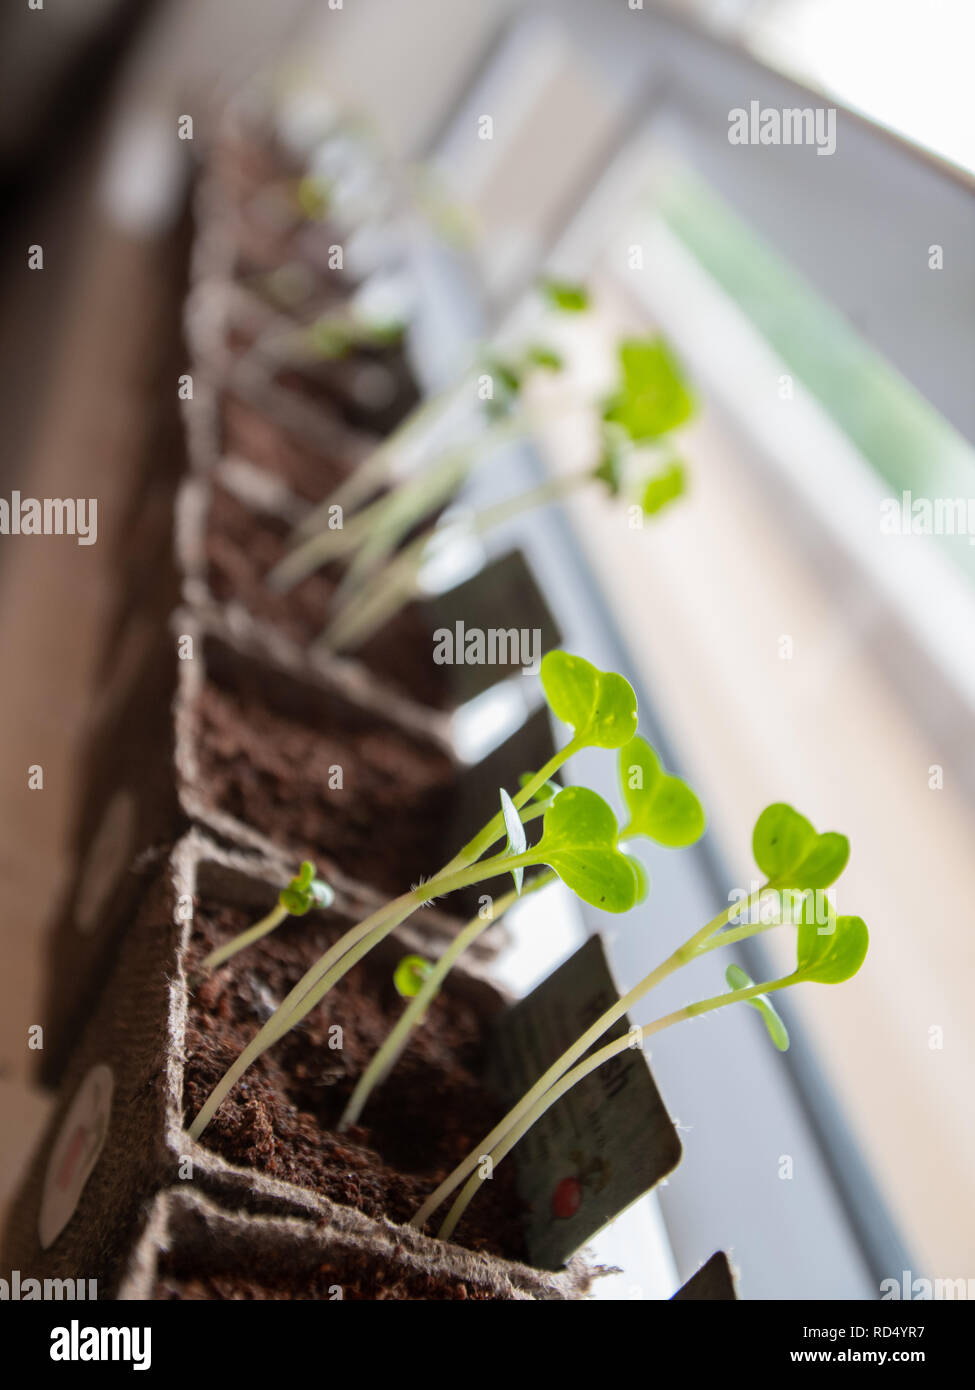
[4,99,731,1301]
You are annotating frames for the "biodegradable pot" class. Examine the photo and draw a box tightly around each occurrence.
[40,631,183,1083]
[206,105,297,219]
[192,141,359,295]
[118,1188,577,1301]
[220,279,421,436]
[185,264,418,440]
[172,607,560,908]
[41,604,552,1084]
[92,463,185,699]
[196,97,407,307]
[122,1195,738,1301]
[5,834,594,1301]
[181,342,378,505]
[176,461,561,710]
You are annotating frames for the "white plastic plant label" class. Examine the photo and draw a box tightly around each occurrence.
[38,1064,114,1249]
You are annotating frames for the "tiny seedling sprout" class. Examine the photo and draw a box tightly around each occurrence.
[199,861,334,973]
[393,955,433,998]
[308,332,696,655]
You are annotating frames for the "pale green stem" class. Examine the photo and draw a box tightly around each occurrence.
[339,866,555,1131]
[188,849,537,1141]
[188,891,416,1141]
[199,903,288,973]
[272,415,526,594]
[288,784,553,1043]
[411,883,769,1229]
[322,467,596,654]
[466,468,595,537]
[440,744,578,878]
[190,753,570,1142]
[436,974,796,1240]
[321,527,432,653]
[328,411,531,606]
[296,379,472,535]
[700,919,783,952]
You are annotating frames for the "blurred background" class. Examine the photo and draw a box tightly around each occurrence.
[1,0,973,1299]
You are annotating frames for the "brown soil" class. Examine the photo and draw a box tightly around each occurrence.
[205,483,450,707]
[182,902,527,1265]
[220,392,364,503]
[194,676,455,894]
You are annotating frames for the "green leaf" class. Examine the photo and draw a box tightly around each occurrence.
[603,337,695,441]
[641,461,686,517]
[540,650,638,750]
[500,787,527,895]
[539,278,589,312]
[394,955,433,998]
[752,804,849,889]
[619,736,705,847]
[534,786,640,913]
[752,804,816,881]
[279,861,334,915]
[518,773,560,804]
[796,913,869,985]
[725,964,790,1051]
[593,445,624,497]
[792,833,850,890]
[524,344,564,371]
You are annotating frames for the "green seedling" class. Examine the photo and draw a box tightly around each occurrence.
[199,862,334,973]
[413,797,868,1239]
[311,334,697,654]
[264,272,695,649]
[267,274,586,592]
[338,735,705,1132]
[393,955,433,998]
[188,649,644,1141]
